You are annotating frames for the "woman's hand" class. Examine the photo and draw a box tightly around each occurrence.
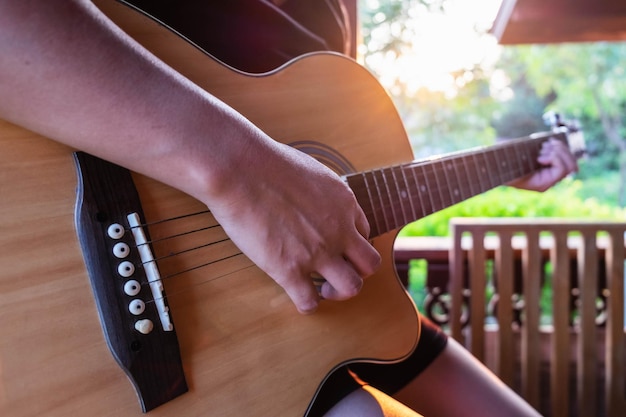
[207,140,381,314]
[507,138,579,192]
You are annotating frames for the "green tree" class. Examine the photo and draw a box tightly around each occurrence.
[357,0,621,208]
[490,75,556,139]
[398,69,498,158]
[501,43,626,204]
[358,0,499,157]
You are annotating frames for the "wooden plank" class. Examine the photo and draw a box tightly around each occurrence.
[469,229,487,361]
[605,230,625,417]
[521,229,541,409]
[492,0,626,44]
[577,231,598,416]
[495,229,515,386]
[445,218,626,416]
[550,231,571,417]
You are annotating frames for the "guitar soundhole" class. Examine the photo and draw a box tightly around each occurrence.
[289,140,355,175]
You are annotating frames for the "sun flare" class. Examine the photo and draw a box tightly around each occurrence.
[361,0,503,97]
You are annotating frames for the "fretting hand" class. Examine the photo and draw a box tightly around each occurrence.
[507,138,578,192]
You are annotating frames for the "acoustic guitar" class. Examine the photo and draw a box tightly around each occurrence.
[0,1,583,416]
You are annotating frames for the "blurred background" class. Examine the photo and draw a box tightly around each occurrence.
[356,0,626,237]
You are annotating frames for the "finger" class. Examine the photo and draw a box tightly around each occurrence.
[344,233,381,278]
[277,274,321,315]
[552,140,579,173]
[536,141,577,182]
[548,145,577,180]
[545,139,578,172]
[350,207,380,277]
[354,207,371,239]
[317,258,364,301]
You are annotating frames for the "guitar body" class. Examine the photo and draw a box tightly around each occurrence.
[0,1,419,416]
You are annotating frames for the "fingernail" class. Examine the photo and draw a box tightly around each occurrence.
[298,304,318,315]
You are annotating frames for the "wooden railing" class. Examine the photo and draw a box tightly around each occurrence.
[394,218,626,417]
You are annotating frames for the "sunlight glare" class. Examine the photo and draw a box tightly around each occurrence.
[365,0,503,97]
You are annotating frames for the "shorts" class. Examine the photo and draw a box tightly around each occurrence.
[308,314,448,416]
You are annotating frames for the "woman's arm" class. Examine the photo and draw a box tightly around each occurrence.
[0,0,380,313]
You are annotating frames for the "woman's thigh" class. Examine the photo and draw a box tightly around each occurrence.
[324,385,424,417]
[393,338,541,417]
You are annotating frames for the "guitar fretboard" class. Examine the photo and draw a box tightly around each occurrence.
[347,131,563,238]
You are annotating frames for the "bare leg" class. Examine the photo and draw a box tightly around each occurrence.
[324,385,424,417]
[393,338,541,417]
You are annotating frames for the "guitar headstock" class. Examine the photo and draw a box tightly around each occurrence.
[543,111,587,159]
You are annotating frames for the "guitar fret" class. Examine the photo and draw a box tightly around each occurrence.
[432,162,446,211]
[344,131,569,239]
[483,150,504,188]
[504,142,526,180]
[434,161,453,209]
[493,147,510,185]
[450,158,469,202]
[390,166,409,229]
[409,164,428,218]
[472,152,497,191]
[381,167,402,230]
[493,147,507,181]
[399,165,419,222]
[390,166,412,225]
[500,144,516,179]
[385,168,403,230]
[371,169,392,234]
[442,160,465,205]
[486,150,499,189]
[522,139,543,172]
[460,154,479,197]
[421,165,440,214]
[356,172,383,237]
[515,140,535,173]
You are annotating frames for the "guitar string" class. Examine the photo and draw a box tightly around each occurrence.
[126,208,229,261]
[145,253,256,304]
[135,231,248,279]
[128,135,549,303]
[125,134,547,242]
[109,135,559,311]
[136,236,254,304]
[139,208,212,227]
[123,210,257,303]
[352,137,548,238]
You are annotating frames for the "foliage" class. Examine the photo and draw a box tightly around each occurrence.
[359,0,445,59]
[397,79,499,158]
[358,1,626,322]
[490,76,555,139]
[496,44,626,204]
[399,178,626,237]
[359,0,502,157]
[358,0,626,209]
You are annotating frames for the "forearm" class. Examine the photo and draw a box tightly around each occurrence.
[0,0,272,203]
[0,0,381,313]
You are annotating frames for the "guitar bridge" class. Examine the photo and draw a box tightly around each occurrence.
[73,152,188,412]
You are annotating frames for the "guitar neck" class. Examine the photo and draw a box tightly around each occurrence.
[347,130,566,237]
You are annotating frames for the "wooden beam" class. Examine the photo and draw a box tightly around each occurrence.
[492,0,626,44]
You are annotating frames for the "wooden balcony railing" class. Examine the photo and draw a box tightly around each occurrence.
[394,218,626,417]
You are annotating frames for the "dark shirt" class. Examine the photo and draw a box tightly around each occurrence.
[127,0,350,73]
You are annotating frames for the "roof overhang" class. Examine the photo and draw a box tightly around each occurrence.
[492,0,626,44]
